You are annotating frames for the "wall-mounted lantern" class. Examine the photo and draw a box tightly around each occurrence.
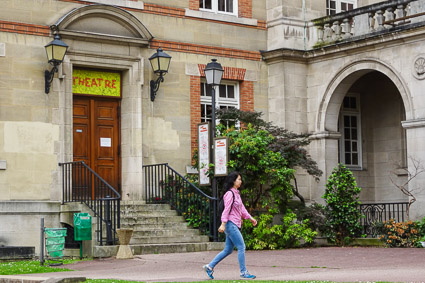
[44,34,68,94]
[149,48,171,102]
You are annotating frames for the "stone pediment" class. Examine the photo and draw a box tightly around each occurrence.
[54,4,152,46]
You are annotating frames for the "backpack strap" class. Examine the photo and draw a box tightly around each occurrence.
[228,190,235,214]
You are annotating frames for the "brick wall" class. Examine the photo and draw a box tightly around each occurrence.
[189,0,199,10]
[190,76,202,157]
[239,0,252,18]
[190,66,254,157]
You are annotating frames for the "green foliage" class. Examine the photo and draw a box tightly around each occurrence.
[219,124,295,211]
[322,164,363,245]
[242,210,317,250]
[376,219,420,248]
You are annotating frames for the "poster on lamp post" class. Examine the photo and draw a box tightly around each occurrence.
[198,122,211,186]
[214,137,228,177]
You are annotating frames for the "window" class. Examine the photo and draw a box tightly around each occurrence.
[339,94,362,169]
[200,81,239,128]
[199,0,237,15]
[326,0,356,15]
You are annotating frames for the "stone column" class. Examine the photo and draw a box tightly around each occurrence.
[308,132,341,203]
[402,119,425,220]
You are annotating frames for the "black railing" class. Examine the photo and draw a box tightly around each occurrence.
[143,163,217,240]
[59,161,120,246]
[360,202,409,237]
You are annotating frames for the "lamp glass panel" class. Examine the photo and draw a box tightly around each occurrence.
[158,56,171,72]
[45,45,53,61]
[150,58,159,73]
[213,69,223,85]
[205,70,214,85]
[52,45,67,62]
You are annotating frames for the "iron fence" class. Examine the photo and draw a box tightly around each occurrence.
[143,163,217,240]
[360,202,409,237]
[59,161,120,245]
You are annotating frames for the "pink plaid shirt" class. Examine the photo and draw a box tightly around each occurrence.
[221,188,252,228]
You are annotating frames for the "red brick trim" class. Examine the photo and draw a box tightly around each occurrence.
[239,0,252,18]
[190,76,202,158]
[189,0,199,11]
[240,80,254,112]
[198,64,246,80]
[189,66,254,155]
[58,0,265,30]
[0,20,50,36]
[151,39,261,61]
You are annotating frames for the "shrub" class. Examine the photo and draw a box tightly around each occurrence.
[242,210,317,250]
[377,219,420,248]
[322,164,363,245]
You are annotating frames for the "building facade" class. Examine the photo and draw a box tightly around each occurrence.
[1,0,424,255]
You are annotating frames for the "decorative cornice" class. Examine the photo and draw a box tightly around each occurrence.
[262,22,425,64]
[309,131,341,140]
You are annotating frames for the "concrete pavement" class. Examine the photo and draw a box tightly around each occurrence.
[2,247,425,282]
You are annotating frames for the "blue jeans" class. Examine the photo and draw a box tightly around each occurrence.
[208,221,247,274]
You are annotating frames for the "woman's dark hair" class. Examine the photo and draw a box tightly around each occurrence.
[223,171,241,192]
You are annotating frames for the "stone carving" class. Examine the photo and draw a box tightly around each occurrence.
[413,55,425,80]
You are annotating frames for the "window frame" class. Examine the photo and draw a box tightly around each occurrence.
[326,0,357,15]
[339,93,363,170]
[200,80,240,128]
[199,0,239,16]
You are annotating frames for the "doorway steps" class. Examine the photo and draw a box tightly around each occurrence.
[118,201,223,255]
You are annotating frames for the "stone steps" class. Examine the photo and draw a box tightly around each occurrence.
[95,202,225,256]
[130,235,210,244]
[130,228,201,237]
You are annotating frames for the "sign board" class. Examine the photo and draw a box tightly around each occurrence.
[198,122,211,186]
[214,137,229,176]
[73,69,121,97]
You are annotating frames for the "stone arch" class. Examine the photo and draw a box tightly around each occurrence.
[54,4,153,45]
[317,58,414,133]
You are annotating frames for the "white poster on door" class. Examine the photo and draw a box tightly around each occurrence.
[100,137,112,147]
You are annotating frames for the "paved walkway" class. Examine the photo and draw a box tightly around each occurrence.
[3,247,425,282]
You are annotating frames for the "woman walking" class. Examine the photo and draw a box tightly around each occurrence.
[203,171,257,279]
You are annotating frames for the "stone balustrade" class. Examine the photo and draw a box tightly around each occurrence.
[312,0,425,47]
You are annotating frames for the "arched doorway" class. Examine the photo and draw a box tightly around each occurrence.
[312,59,413,208]
[338,71,407,203]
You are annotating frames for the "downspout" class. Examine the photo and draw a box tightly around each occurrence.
[303,0,307,50]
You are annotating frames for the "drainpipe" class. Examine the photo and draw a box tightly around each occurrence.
[303,0,307,50]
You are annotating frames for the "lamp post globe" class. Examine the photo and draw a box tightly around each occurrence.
[44,34,68,66]
[44,34,68,94]
[149,48,172,101]
[204,59,224,86]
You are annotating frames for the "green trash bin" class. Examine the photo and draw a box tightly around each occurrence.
[74,213,92,241]
[45,228,67,259]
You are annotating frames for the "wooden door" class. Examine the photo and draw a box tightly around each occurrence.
[73,96,121,197]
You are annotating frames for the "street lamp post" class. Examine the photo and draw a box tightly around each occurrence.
[204,59,224,241]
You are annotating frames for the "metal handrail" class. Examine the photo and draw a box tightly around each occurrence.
[59,161,121,246]
[360,202,409,237]
[143,163,218,240]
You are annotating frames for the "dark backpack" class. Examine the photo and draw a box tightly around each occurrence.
[218,190,235,220]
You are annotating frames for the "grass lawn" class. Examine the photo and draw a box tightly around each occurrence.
[85,280,354,283]
[0,259,83,275]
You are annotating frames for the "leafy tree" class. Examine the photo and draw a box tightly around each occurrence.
[322,164,363,245]
[217,108,322,204]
